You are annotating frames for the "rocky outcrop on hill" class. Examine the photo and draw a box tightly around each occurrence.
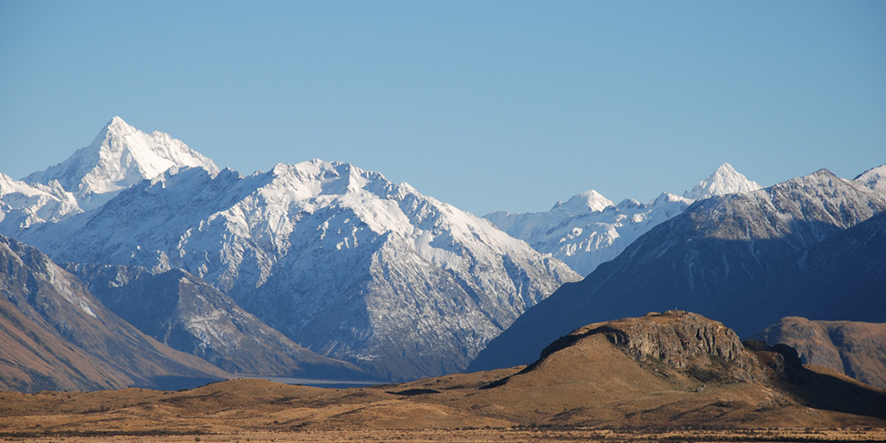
[523,311,762,384]
[468,310,886,427]
[550,311,746,368]
[4,310,885,431]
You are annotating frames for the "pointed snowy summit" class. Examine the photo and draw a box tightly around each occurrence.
[683,163,762,200]
[551,190,614,214]
[23,117,219,210]
[855,164,886,197]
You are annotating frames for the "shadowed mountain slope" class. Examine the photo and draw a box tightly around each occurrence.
[757,317,886,391]
[0,235,229,392]
[66,264,369,380]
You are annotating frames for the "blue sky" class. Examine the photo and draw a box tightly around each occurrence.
[1,1,884,215]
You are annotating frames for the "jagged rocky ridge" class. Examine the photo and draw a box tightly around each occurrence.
[0,172,81,235]
[470,169,886,373]
[484,163,761,276]
[66,263,368,380]
[0,234,229,392]
[0,117,218,235]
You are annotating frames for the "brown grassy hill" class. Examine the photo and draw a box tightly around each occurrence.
[1,310,884,440]
[405,311,886,428]
[757,317,886,391]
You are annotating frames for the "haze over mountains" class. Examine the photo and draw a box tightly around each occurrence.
[1,117,883,392]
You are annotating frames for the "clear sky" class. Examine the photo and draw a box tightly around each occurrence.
[1,1,884,215]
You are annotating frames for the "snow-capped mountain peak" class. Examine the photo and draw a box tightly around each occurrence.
[0,172,82,233]
[23,117,219,211]
[855,163,886,198]
[683,162,762,200]
[551,190,614,214]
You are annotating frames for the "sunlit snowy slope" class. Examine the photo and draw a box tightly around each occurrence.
[1,117,217,235]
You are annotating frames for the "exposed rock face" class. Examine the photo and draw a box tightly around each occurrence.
[536,311,758,379]
[758,317,886,390]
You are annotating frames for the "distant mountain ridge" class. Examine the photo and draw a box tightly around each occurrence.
[0,172,81,234]
[1,117,218,236]
[485,163,762,276]
[470,168,886,373]
[683,162,763,200]
[3,117,883,388]
[856,164,886,197]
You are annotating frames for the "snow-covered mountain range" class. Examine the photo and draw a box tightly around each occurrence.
[0,172,81,233]
[856,164,886,198]
[5,117,579,381]
[0,117,218,235]
[484,163,762,276]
